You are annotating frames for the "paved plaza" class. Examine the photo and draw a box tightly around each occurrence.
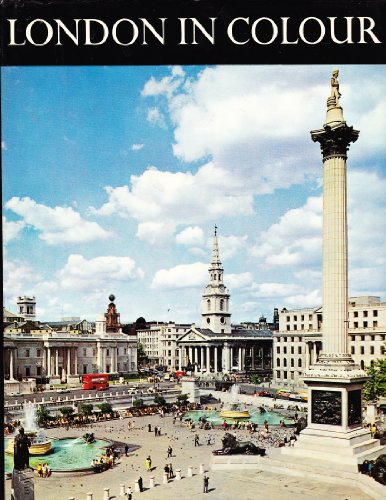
[5,410,371,500]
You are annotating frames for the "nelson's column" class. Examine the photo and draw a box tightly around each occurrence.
[281,70,385,472]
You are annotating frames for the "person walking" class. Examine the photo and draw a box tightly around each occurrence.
[148,423,152,432]
[168,463,174,479]
[126,486,132,500]
[203,475,209,493]
[167,445,172,458]
[145,455,152,471]
[138,476,143,492]
[194,434,199,446]
[124,444,129,457]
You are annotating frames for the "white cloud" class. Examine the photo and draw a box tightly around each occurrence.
[251,282,304,298]
[92,165,253,244]
[146,107,166,128]
[176,226,204,246]
[226,272,254,289]
[284,289,322,308]
[57,254,144,291]
[131,143,144,151]
[141,66,185,97]
[217,235,248,260]
[250,196,322,268]
[151,262,208,290]
[5,196,111,245]
[2,216,25,244]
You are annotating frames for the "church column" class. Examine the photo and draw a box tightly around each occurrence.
[67,348,71,376]
[230,347,233,369]
[178,348,182,371]
[201,346,205,369]
[312,343,318,364]
[97,344,102,373]
[206,347,210,372]
[47,346,51,377]
[55,348,59,376]
[251,347,255,370]
[62,349,67,381]
[214,347,218,373]
[9,349,15,380]
[238,347,242,371]
[74,348,78,375]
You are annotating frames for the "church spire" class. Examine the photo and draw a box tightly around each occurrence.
[202,226,231,334]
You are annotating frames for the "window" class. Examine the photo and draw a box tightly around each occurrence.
[360,346,365,355]
[25,367,30,377]
[286,316,290,322]
[36,349,41,357]
[351,346,355,354]
[36,366,42,376]
[354,322,358,328]
[124,348,127,355]
[220,299,224,311]
[363,321,368,328]
[309,324,313,330]
[309,314,312,321]
[276,371,280,379]
[373,321,378,328]
[373,310,378,317]
[283,347,287,354]
[294,315,297,321]
[276,358,280,367]
[291,359,294,367]
[283,358,287,367]
[291,347,294,354]
[277,346,280,353]
[83,365,88,374]
[283,372,288,379]
[207,299,211,311]
[363,310,368,317]
[354,311,358,318]
[291,337,294,342]
[286,325,290,331]
[298,346,302,354]
[107,349,110,356]
[25,349,30,358]
[298,359,302,367]
[301,315,304,321]
[370,346,374,355]
[93,348,96,356]
[83,348,87,356]
[294,325,297,330]
[168,350,172,356]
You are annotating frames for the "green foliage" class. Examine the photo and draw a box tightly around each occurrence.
[36,405,50,426]
[79,404,93,417]
[59,407,74,418]
[83,432,95,444]
[154,394,166,407]
[363,358,386,401]
[177,393,189,404]
[250,374,262,385]
[97,402,113,414]
[133,398,144,408]
[137,342,148,364]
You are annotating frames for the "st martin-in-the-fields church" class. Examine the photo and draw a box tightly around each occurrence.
[177,227,273,377]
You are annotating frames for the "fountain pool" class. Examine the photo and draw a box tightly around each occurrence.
[4,437,112,474]
[185,409,294,426]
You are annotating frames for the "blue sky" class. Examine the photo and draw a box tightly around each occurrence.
[2,65,386,323]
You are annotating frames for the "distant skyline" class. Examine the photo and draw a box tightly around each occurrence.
[2,65,386,323]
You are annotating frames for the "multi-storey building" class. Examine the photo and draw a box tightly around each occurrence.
[3,295,137,395]
[273,296,386,387]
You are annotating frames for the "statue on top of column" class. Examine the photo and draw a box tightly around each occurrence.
[330,69,341,106]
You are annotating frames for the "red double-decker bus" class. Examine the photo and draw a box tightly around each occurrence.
[82,374,109,391]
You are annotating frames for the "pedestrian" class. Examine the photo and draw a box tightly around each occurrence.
[145,456,152,471]
[168,463,174,479]
[138,476,143,492]
[164,463,169,478]
[126,486,132,500]
[194,434,199,446]
[125,444,129,457]
[148,423,152,432]
[173,416,176,425]
[154,426,157,437]
[203,475,209,493]
[167,445,172,458]
[157,426,161,436]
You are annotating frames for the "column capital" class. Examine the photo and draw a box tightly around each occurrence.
[311,123,359,161]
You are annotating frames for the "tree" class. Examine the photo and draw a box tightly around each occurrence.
[137,342,148,366]
[154,394,166,407]
[363,359,386,401]
[79,404,93,417]
[133,398,144,408]
[97,402,113,415]
[250,374,262,385]
[177,394,189,404]
[36,406,50,427]
[60,407,74,419]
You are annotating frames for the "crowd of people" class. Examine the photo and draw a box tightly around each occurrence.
[36,462,51,478]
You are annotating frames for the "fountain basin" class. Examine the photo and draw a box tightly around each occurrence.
[6,432,53,456]
[4,437,114,474]
[186,410,294,426]
[220,409,250,419]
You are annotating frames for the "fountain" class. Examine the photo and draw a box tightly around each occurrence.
[6,402,52,456]
[220,385,250,419]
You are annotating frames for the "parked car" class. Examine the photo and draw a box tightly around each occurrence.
[56,388,70,394]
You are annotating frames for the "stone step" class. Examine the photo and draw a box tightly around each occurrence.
[352,439,382,456]
[355,445,386,462]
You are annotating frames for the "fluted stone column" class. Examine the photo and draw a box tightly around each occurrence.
[214,347,218,372]
[206,347,210,371]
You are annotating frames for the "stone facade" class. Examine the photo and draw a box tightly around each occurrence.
[273,296,386,386]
